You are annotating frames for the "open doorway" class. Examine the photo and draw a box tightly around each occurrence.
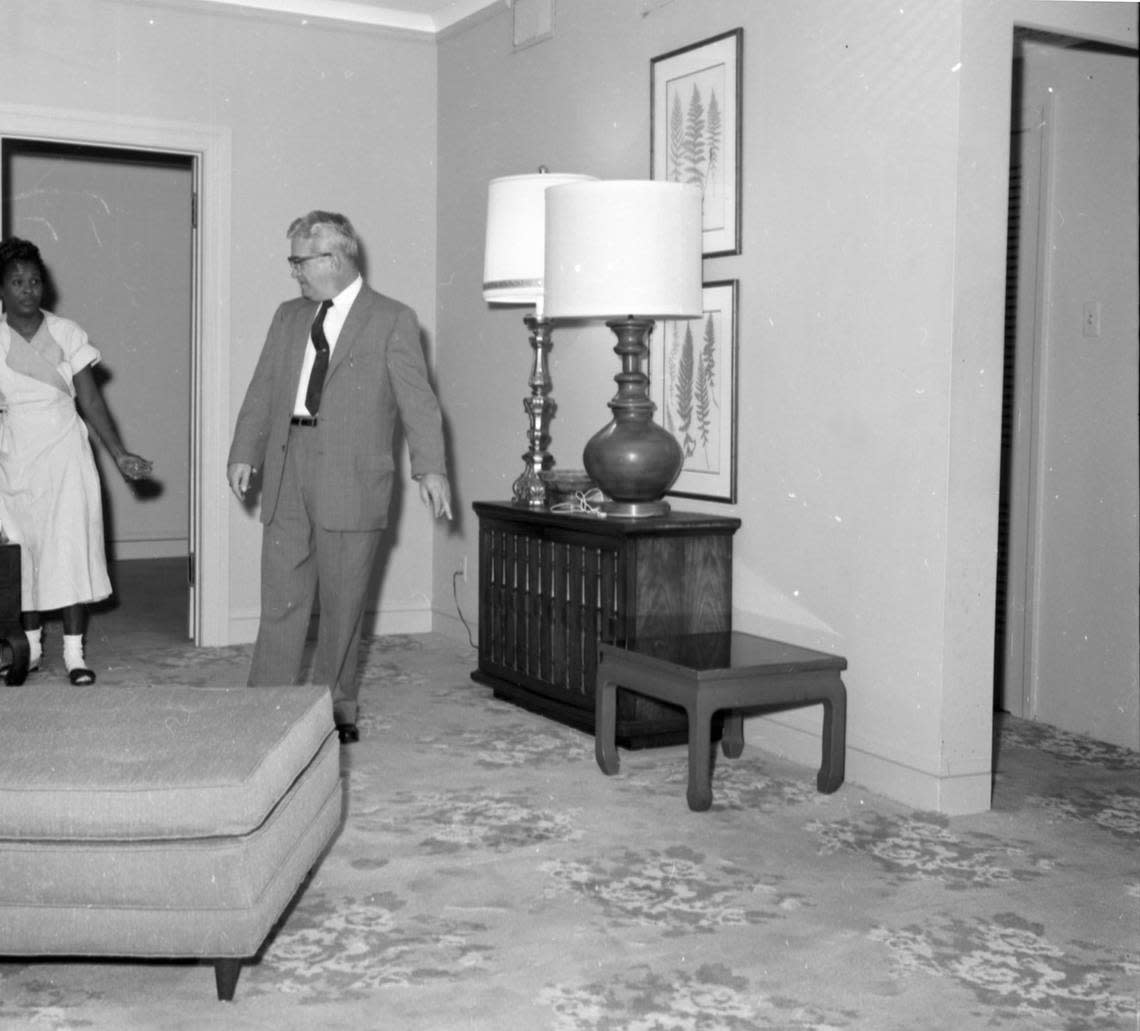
[995,30,1140,750]
[0,102,232,649]
[1,140,193,647]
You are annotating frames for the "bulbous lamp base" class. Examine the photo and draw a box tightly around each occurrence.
[583,317,682,518]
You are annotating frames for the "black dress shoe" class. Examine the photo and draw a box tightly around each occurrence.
[336,722,359,744]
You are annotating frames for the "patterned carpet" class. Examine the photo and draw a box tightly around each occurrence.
[0,631,1136,1030]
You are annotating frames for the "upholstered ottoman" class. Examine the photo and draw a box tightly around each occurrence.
[0,683,342,1000]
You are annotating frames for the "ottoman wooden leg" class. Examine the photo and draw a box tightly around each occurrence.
[214,958,243,1001]
[595,675,621,776]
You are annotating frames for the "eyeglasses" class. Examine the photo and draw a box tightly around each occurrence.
[287,252,333,270]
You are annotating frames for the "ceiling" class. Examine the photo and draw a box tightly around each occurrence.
[190,0,504,34]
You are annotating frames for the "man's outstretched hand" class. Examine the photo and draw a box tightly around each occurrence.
[228,462,254,502]
[418,473,453,520]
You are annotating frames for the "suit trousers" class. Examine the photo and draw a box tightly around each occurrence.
[248,423,383,724]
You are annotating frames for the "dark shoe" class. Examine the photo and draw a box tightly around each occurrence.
[68,667,96,685]
[336,722,359,744]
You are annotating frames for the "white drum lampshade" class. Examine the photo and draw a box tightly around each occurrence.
[483,171,595,316]
[542,180,705,518]
[482,169,595,508]
[543,179,703,320]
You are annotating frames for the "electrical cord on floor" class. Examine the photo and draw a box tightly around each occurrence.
[453,569,476,648]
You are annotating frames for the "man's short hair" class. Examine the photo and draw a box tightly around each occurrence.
[287,210,360,262]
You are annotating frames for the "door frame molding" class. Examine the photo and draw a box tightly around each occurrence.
[1020,90,1058,723]
[1002,97,1055,719]
[0,103,231,645]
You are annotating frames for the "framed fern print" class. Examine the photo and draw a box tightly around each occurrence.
[651,28,742,258]
[650,280,738,504]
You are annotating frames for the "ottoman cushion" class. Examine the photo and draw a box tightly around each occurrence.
[0,684,332,839]
[0,684,342,960]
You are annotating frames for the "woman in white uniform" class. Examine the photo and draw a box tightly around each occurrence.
[0,237,152,684]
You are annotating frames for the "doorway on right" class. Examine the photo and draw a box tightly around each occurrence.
[994,29,1139,752]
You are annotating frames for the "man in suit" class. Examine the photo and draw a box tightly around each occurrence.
[227,210,451,743]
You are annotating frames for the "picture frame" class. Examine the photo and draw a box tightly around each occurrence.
[650,279,739,504]
[650,28,743,258]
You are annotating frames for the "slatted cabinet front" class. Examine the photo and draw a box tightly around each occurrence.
[473,502,740,747]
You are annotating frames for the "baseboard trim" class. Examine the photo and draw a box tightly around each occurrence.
[110,541,189,561]
[745,713,993,815]
[227,605,433,646]
[362,608,433,637]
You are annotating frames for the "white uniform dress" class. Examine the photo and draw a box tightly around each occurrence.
[0,311,112,612]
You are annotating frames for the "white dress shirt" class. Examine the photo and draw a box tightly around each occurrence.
[292,275,363,416]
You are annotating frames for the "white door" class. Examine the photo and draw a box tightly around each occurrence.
[999,39,1140,749]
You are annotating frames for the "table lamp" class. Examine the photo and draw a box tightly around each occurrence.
[543,179,703,517]
[483,168,595,507]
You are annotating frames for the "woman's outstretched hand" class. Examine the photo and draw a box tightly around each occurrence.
[116,452,154,481]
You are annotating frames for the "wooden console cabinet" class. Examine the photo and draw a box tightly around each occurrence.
[471,501,740,747]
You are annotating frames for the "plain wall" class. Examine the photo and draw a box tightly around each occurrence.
[0,0,441,636]
[434,0,1138,811]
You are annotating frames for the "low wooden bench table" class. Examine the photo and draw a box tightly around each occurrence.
[595,632,847,811]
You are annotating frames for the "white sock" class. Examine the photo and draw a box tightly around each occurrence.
[26,627,42,669]
[63,634,87,672]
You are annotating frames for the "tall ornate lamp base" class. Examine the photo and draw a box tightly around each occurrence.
[583,317,682,518]
[511,315,556,508]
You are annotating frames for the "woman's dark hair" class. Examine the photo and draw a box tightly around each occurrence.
[0,237,48,282]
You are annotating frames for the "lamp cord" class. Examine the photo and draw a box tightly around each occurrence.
[452,569,477,649]
[549,488,608,517]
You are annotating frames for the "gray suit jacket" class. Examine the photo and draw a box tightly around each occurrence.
[228,284,446,531]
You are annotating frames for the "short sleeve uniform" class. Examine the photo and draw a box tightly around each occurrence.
[0,311,112,611]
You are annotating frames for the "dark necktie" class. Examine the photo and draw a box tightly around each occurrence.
[304,300,333,416]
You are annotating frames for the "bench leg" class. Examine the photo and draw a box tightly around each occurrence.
[816,679,847,794]
[686,701,715,812]
[214,958,243,1001]
[721,712,744,758]
[595,676,620,775]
